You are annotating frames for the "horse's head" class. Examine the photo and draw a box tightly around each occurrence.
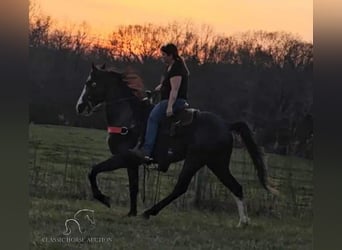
[74,209,96,225]
[76,63,123,116]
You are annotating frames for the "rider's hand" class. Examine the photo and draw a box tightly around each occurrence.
[166,107,173,117]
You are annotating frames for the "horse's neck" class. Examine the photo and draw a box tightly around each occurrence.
[105,101,132,127]
[103,77,155,129]
[104,86,142,127]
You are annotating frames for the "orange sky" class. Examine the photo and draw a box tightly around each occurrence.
[35,0,313,42]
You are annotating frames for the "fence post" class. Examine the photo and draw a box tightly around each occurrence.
[63,149,69,186]
[194,167,205,208]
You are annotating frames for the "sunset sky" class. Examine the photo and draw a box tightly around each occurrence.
[35,0,313,42]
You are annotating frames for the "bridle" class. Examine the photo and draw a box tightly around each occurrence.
[105,96,138,106]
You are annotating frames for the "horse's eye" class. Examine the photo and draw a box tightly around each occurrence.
[91,82,97,88]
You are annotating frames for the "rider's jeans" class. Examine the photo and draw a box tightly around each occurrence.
[143,98,187,156]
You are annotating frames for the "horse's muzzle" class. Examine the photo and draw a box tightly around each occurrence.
[76,102,90,116]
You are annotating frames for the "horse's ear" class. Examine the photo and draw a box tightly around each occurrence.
[91,62,97,71]
[100,63,106,70]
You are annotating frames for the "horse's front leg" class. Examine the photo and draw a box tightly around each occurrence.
[126,166,139,217]
[88,155,126,208]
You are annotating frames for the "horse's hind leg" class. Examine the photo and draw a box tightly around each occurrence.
[207,154,250,227]
[88,155,125,208]
[142,156,203,219]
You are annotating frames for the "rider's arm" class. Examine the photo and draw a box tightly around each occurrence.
[155,75,165,91]
[167,76,182,114]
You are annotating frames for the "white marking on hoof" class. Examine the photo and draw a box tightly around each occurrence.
[236,216,250,228]
[231,194,250,228]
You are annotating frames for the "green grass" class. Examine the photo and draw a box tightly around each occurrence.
[30,197,312,250]
[29,124,313,249]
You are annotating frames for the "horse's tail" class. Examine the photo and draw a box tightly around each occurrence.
[229,122,279,196]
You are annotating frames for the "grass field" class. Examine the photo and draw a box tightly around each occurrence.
[29,124,313,250]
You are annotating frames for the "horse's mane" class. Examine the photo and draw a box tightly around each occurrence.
[104,66,145,99]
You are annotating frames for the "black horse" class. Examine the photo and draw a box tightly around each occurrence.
[76,63,277,226]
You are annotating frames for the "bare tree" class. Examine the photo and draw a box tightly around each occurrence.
[29,9,52,48]
[48,29,73,51]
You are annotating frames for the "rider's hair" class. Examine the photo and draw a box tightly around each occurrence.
[160,43,190,76]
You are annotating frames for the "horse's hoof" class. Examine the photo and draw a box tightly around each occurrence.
[94,194,111,208]
[236,217,250,228]
[141,212,150,220]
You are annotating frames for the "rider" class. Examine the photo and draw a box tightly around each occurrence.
[130,43,190,160]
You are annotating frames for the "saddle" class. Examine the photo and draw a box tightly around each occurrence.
[144,90,198,136]
[169,107,198,136]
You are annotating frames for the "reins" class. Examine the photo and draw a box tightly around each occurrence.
[141,163,162,206]
[105,96,139,106]
[154,168,161,205]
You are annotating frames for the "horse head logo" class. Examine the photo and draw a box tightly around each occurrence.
[63,209,96,236]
